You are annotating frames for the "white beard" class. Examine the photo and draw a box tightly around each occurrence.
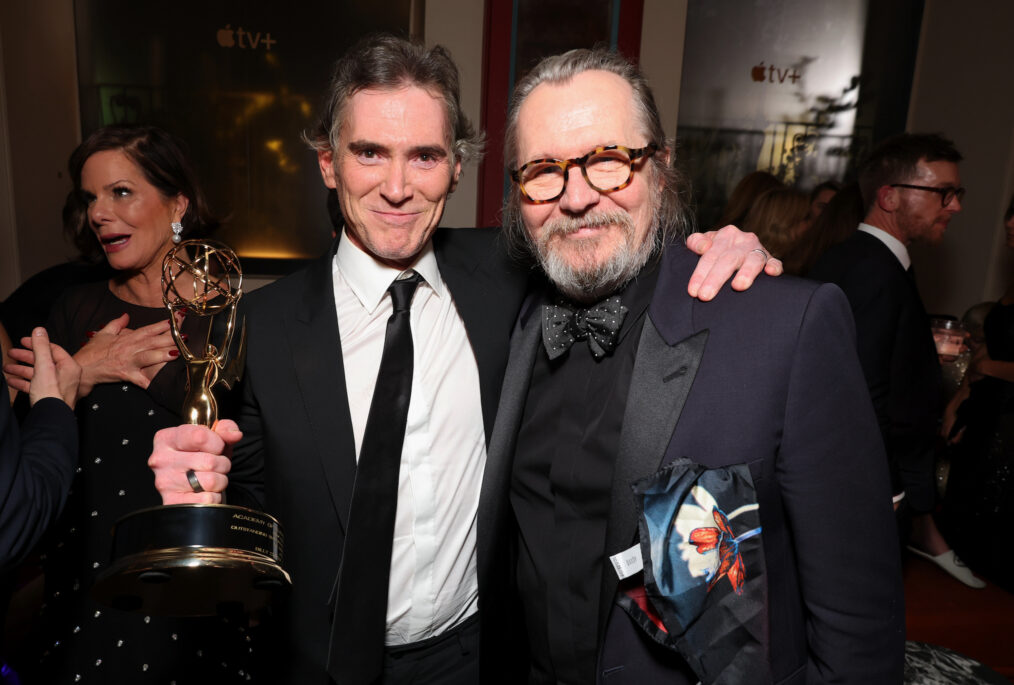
[533,209,655,303]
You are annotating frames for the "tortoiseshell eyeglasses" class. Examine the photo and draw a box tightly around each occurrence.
[511,143,659,204]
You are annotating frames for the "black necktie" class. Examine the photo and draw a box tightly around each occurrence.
[541,295,628,361]
[328,272,422,684]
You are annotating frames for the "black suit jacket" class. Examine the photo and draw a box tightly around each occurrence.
[484,242,904,684]
[0,375,78,569]
[809,230,942,506]
[227,227,528,683]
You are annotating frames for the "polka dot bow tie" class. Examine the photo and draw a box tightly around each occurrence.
[541,296,629,361]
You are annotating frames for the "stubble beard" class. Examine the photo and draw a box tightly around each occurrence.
[896,195,949,246]
[898,204,947,246]
[532,209,656,304]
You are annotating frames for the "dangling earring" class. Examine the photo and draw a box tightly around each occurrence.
[171,221,183,244]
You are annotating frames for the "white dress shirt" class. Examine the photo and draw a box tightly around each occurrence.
[859,222,911,270]
[332,230,486,646]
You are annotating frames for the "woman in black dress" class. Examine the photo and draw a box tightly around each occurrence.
[10,125,255,683]
[942,192,1014,592]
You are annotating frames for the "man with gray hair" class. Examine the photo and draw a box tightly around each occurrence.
[148,35,776,684]
[485,48,904,683]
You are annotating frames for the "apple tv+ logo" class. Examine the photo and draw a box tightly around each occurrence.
[217,25,276,51]
[750,62,800,84]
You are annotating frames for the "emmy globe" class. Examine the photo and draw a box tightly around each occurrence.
[93,240,291,618]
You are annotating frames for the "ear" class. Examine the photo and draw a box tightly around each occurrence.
[448,159,462,194]
[173,194,190,223]
[659,146,672,189]
[318,148,338,189]
[876,185,898,212]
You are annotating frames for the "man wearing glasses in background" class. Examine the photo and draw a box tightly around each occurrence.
[811,133,983,588]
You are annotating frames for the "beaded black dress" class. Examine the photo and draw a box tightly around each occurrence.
[943,302,1014,592]
[18,282,256,684]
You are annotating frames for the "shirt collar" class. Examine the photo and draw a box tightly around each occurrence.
[858,222,911,270]
[334,228,445,313]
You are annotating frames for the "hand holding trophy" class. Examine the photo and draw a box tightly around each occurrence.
[93,240,291,617]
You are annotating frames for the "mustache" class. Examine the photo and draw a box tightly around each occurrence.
[539,210,635,239]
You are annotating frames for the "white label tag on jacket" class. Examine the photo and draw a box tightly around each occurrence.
[609,543,643,580]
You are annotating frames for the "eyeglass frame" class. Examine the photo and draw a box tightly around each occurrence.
[510,143,659,204]
[889,183,966,207]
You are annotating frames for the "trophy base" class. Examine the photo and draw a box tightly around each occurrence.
[92,504,291,618]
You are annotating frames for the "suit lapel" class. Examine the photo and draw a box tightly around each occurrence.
[596,246,709,635]
[477,295,542,574]
[287,247,357,532]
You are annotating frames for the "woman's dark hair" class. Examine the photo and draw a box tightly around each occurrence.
[808,180,841,204]
[743,187,810,263]
[716,170,784,230]
[65,125,219,262]
[792,182,865,276]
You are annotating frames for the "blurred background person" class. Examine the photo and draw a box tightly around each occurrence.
[793,183,865,277]
[1,325,80,568]
[808,133,980,588]
[715,169,784,230]
[0,324,79,674]
[742,186,812,274]
[807,179,841,221]
[939,301,991,436]
[940,192,1014,592]
[0,323,13,403]
[4,124,255,684]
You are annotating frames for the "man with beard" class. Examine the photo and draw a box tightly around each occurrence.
[810,134,983,588]
[484,49,904,684]
[145,36,778,685]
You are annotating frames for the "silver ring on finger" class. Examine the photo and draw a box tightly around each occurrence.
[186,469,204,493]
[750,248,769,261]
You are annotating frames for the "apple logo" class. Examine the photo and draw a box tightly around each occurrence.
[751,62,766,82]
[217,25,235,48]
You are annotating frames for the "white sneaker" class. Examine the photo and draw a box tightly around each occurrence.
[907,546,986,589]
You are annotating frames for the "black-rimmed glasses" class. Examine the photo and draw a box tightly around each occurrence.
[890,183,966,207]
[511,143,658,204]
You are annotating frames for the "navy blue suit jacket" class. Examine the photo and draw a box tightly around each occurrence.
[485,242,905,684]
[810,230,942,507]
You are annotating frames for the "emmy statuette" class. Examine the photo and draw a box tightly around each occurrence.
[92,241,291,617]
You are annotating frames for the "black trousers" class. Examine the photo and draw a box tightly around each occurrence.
[381,614,480,685]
